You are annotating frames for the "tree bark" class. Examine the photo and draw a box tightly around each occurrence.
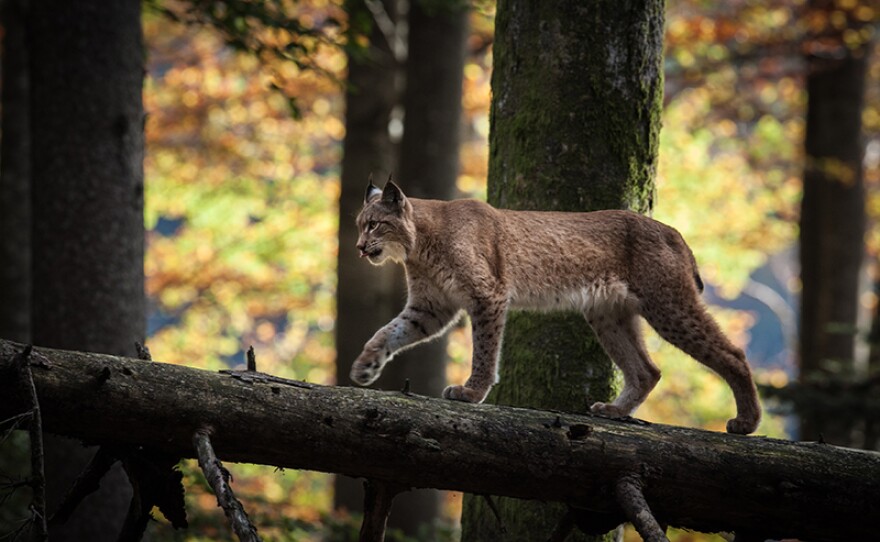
[28,0,145,538]
[0,0,31,344]
[798,0,870,445]
[1,338,878,542]
[463,1,664,539]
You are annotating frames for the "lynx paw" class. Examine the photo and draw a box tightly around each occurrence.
[589,402,629,418]
[442,385,486,403]
[350,350,388,386]
[726,416,759,435]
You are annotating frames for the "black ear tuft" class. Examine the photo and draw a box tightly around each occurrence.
[365,174,382,203]
[382,179,405,206]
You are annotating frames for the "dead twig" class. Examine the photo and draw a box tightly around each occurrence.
[15,346,47,542]
[0,476,31,508]
[134,342,152,361]
[0,411,33,447]
[246,346,256,371]
[193,427,261,542]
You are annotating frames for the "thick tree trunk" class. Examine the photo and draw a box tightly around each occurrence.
[0,0,31,344]
[334,0,402,520]
[1,339,878,542]
[798,0,870,445]
[463,1,664,539]
[27,0,145,539]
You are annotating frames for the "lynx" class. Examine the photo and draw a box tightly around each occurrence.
[351,179,761,434]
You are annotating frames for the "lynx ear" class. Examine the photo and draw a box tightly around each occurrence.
[382,178,405,207]
[365,174,382,204]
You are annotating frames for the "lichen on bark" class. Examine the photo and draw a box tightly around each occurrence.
[461,1,665,540]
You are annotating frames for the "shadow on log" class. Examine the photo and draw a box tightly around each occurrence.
[1,339,879,541]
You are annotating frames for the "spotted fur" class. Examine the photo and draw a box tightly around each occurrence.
[351,180,761,434]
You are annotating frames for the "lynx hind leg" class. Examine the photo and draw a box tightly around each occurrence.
[587,311,660,419]
[642,296,761,435]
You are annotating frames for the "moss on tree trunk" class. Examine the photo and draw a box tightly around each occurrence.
[461,1,664,540]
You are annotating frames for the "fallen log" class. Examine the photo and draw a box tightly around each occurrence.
[1,338,878,541]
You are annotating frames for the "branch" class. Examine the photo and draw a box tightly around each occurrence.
[48,446,118,526]
[116,341,156,542]
[614,474,667,542]
[15,345,48,542]
[245,346,256,371]
[1,339,879,541]
[193,428,260,542]
[363,0,404,62]
[358,479,403,542]
[117,445,188,542]
[49,342,188,542]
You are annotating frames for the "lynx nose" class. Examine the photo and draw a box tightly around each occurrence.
[356,242,367,257]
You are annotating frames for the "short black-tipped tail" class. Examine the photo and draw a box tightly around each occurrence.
[682,241,703,293]
[693,270,704,293]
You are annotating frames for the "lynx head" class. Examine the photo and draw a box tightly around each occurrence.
[356,175,415,265]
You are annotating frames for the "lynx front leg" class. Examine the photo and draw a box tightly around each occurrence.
[351,302,459,386]
[444,299,508,404]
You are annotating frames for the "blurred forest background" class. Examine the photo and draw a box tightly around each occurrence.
[1,0,878,540]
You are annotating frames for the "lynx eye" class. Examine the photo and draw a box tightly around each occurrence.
[367,220,378,232]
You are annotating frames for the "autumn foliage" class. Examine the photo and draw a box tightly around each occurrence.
[117,0,880,539]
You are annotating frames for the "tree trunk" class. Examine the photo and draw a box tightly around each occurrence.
[28,0,145,539]
[389,0,468,408]
[334,0,402,520]
[798,0,870,445]
[1,339,878,542]
[334,2,469,534]
[368,0,469,534]
[0,0,31,344]
[866,272,880,450]
[462,1,664,540]
[0,1,32,532]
